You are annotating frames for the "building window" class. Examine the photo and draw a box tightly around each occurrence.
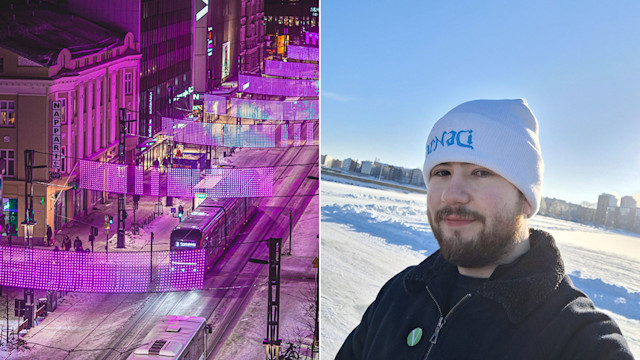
[60,98,67,124]
[0,57,3,72]
[125,72,133,94]
[0,101,15,127]
[61,145,66,173]
[0,150,15,176]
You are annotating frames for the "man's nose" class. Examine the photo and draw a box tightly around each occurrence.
[441,176,471,205]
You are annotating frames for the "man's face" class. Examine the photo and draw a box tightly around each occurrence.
[426,162,530,268]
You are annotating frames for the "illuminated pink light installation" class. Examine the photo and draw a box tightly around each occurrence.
[79,156,274,198]
[157,250,206,291]
[203,96,319,121]
[230,98,319,121]
[80,160,127,194]
[293,124,301,147]
[305,31,319,45]
[169,168,274,198]
[287,45,319,62]
[195,168,274,198]
[264,60,319,79]
[151,167,159,196]
[203,94,227,114]
[167,168,200,198]
[238,75,318,97]
[281,124,288,147]
[164,118,279,148]
[135,166,144,195]
[307,123,314,145]
[0,246,205,292]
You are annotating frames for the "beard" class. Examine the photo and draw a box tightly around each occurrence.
[427,198,525,268]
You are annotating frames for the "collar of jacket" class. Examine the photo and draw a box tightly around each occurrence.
[403,229,565,323]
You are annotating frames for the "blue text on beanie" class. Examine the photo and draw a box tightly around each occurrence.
[422,99,544,217]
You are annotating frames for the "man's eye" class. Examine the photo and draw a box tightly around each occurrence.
[432,170,450,177]
[473,170,492,177]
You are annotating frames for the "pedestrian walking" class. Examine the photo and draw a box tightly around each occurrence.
[63,235,71,251]
[46,225,53,247]
[73,236,83,252]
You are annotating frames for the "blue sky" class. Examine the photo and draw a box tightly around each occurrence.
[321,1,640,205]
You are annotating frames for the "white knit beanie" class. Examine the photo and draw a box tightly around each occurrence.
[422,99,544,217]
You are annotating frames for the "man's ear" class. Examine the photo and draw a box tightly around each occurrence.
[523,198,533,218]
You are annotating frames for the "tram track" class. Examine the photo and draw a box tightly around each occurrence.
[96,291,192,360]
[94,134,318,358]
[205,145,318,358]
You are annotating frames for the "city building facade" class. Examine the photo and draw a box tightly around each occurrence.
[0,3,140,240]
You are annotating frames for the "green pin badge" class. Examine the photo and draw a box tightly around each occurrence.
[407,327,423,347]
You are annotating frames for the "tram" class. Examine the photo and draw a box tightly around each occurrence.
[127,316,208,360]
[170,197,259,271]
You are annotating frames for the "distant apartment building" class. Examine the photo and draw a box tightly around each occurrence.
[410,168,426,187]
[0,2,140,239]
[620,195,637,208]
[398,168,412,184]
[595,193,618,226]
[342,158,357,172]
[329,158,342,169]
[322,154,334,167]
[360,160,373,175]
[616,196,638,230]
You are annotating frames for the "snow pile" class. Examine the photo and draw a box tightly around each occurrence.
[321,177,640,359]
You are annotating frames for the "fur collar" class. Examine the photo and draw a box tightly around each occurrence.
[404,229,565,323]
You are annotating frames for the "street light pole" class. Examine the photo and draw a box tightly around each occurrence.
[166,86,174,207]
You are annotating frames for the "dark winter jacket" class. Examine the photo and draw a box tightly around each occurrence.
[337,229,634,360]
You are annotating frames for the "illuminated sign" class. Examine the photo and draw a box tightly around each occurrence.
[51,100,62,171]
[207,27,213,57]
[173,86,195,102]
[148,91,153,115]
[177,242,197,248]
[222,42,230,79]
[196,0,208,21]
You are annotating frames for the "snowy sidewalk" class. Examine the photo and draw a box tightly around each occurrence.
[214,193,320,359]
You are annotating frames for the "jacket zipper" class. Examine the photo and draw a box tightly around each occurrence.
[423,286,471,360]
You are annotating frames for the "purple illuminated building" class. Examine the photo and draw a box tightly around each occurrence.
[264,0,319,53]
[0,2,140,239]
[64,0,195,138]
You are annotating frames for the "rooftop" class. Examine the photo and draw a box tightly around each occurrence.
[0,2,125,67]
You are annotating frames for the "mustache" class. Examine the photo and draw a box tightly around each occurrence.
[435,206,485,223]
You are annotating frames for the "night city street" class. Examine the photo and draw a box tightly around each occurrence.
[0,0,319,359]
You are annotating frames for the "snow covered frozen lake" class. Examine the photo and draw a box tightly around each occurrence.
[321,174,640,359]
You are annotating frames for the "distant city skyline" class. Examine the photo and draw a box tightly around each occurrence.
[322,153,640,206]
[322,1,640,205]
